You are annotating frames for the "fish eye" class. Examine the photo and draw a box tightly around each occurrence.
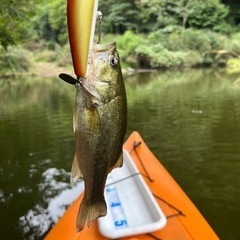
[109,56,118,67]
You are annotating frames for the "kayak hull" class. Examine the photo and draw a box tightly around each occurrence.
[45,131,219,240]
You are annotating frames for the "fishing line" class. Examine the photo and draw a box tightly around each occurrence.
[104,169,185,219]
[131,141,186,219]
[105,172,141,187]
[132,141,154,182]
[153,193,186,218]
[147,233,163,240]
[105,171,156,188]
[96,11,103,44]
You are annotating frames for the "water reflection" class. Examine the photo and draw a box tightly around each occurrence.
[126,69,240,240]
[0,69,240,239]
[18,168,83,240]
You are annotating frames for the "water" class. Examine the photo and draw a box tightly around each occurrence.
[0,69,240,239]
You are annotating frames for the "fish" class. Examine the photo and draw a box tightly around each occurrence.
[59,41,127,232]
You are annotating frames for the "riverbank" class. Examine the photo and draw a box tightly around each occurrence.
[0,43,73,79]
[116,30,240,70]
[1,30,240,79]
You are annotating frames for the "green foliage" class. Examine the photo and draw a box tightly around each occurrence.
[135,38,204,69]
[116,30,186,68]
[136,47,187,68]
[37,43,72,67]
[34,0,67,44]
[0,46,31,76]
[0,25,15,49]
[138,0,231,33]
[227,58,240,73]
[136,0,180,29]
[0,0,239,73]
[0,0,67,48]
[117,31,145,67]
[188,0,231,32]
[0,0,38,49]
[99,0,141,33]
[0,0,238,49]
[222,0,240,27]
[167,29,228,52]
[228,33,240,53]
[115,29,236,69]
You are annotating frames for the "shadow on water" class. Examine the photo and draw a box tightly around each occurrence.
[0,69,240,239]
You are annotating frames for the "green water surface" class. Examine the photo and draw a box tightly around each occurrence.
[0,69,240,239]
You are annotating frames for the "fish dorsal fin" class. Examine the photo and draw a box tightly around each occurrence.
[114,153,123,169]
[71,153,83,185]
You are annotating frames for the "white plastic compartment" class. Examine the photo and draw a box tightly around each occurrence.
[98,150,167,239]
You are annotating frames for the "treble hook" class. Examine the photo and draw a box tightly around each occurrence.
[96,11,103,44]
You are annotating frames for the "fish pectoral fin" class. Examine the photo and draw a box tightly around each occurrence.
[70,153,83,185]
[76,197,107,232]
[113,153,123,169]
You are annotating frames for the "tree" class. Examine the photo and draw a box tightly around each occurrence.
[172,0,195,28]
[188,0,230,32]
[34,0,67,44]
[221,0,240,26]
[136,0,230,32]
[0,0,39,49]
[99,0,141,33]
[136,0,179,29]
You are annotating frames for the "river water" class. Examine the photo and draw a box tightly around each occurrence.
[0,69,240,239]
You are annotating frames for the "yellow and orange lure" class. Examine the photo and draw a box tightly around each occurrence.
[67,0,99,78]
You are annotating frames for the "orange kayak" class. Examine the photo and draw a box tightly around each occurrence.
[45,131,219,240]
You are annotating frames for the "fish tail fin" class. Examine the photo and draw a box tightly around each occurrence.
[76,197,107,232]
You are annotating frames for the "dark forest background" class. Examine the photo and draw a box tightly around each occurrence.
[1,0,240,75]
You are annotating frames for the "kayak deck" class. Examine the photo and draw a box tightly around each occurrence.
[45,131,219,240]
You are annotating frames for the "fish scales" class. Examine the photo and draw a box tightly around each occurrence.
[72,42,127,231]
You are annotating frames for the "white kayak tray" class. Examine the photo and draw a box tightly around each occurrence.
[98,150,167,239]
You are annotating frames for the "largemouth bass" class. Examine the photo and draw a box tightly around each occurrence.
[61,42,127,232]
